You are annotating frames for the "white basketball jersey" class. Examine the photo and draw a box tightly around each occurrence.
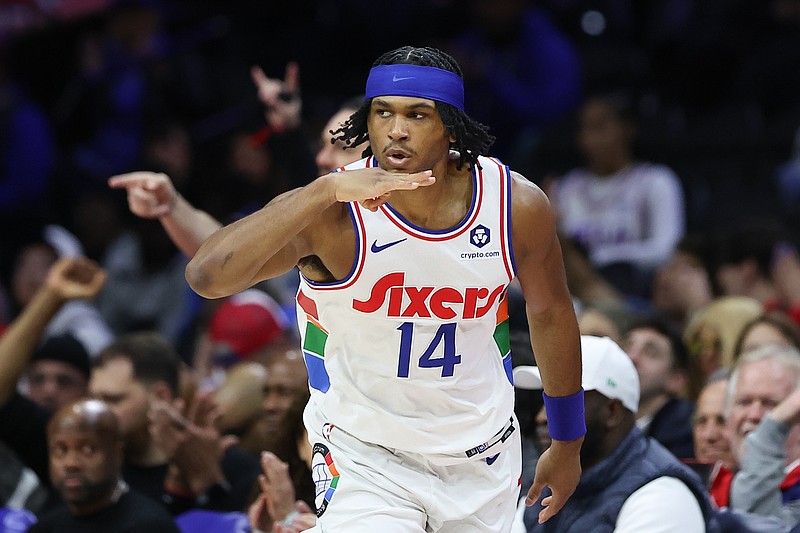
[297,155,517,457]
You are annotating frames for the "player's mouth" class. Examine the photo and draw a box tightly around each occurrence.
[385,148,413,168]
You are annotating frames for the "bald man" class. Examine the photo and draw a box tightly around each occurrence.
[29,399,179,533]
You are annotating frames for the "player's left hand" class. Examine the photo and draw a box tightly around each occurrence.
[525,437,582,523]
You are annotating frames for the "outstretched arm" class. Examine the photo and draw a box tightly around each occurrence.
[185,167,435,299]
[0,257,105,406]
[109,172,223,257]
[510,174,583,523]
[108,65,305,259]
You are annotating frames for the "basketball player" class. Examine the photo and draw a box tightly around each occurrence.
[186,46,584,532]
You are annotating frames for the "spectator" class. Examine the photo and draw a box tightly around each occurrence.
[90,333,259,514]
[734,311,800,357]
[683,296,763,400]
[727,344,800,528]
[0,264,258,516]
[692,370,736,508]
[193,288,291,390]
[211,346,312,509]
[0,256,105,516]
[25,334,91,412]
[551,91,685,297]
[175,434,316,533]
[621,316,695,459]
[28,398,179,533]
[694,370,735,469]
[8,238,113,355]
[512,335,716,532]
[248,451,315,533]
[253,348,311,504]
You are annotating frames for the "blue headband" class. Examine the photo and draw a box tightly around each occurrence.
[365,64,465,111]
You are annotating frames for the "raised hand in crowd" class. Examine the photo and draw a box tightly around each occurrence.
[248,451,315,533]
[251,62,302,133]
[150,390,238,497]
[0,257,105,406]
[766,387,800,429]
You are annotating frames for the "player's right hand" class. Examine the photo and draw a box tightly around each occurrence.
[327,168,435,212]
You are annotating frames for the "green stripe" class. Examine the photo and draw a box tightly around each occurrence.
[493,320,510,357]
[303,322,328,357]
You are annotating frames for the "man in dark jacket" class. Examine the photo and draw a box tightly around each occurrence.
[512,335,718,532]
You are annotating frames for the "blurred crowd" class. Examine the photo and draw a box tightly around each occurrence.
[2,0,800,531]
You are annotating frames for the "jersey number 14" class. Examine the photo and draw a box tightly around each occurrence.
[397,322,462,378]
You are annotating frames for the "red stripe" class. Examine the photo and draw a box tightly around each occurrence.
[782,464,800,490]
[495,292,509,325]
[297,290,319,320]
[490,158,514,281]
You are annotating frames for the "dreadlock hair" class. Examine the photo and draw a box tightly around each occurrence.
[331,46,495,170]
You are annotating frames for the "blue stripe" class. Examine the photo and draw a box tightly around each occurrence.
[302,202,361,288]
[503,352,513,385]
[304,351,330,392]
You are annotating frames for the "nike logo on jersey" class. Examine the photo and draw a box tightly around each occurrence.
[370,238,407,253]
[486,453,500,465]
[392,75,415,82]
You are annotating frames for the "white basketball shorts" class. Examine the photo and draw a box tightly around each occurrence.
[303,410,522,533]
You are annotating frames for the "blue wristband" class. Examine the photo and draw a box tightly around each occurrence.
[542,388,586,441]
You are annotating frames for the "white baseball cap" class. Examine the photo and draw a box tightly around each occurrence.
[513,335,640,413]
